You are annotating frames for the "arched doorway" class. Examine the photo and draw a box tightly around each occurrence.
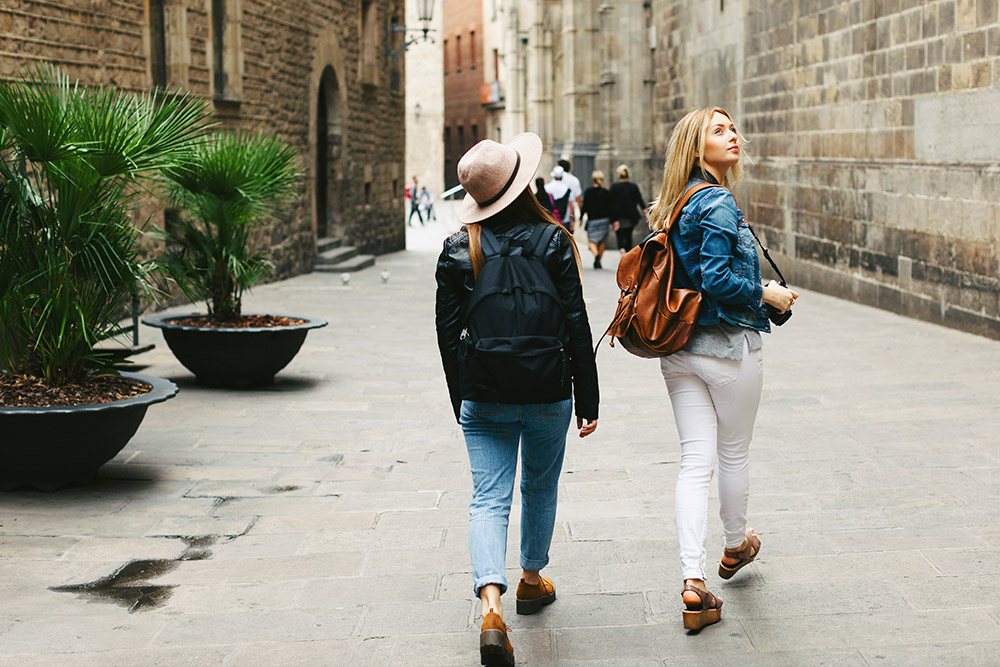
[316,65,343,239]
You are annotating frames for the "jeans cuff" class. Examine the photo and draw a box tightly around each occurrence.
[473,575,508,599]
[520,555,550,571]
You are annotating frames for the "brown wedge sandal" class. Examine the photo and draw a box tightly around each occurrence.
[718,529,761,580]
[681,583,723,631]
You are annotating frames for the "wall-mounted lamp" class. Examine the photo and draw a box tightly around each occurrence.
[387,0,436,59]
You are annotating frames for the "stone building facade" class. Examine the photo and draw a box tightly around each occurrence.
[443,0,487,190]
[483,0,659,201]
[653,0,1000,340]
[0,0,407,278]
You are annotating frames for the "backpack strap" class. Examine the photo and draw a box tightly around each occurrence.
[522,222,559,259]
[479,226,511,257]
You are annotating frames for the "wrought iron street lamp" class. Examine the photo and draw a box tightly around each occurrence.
[388,0,436,58]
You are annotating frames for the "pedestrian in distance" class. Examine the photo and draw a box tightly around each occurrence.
[581,170,614,269]
[533,176,560,221]
[436,133,599,666]
[407,175,424,226]
[419,185,437,221]
[610,164,645,253]
[557,157,583,228]
[543,165,573,232]
[648,107,797,631]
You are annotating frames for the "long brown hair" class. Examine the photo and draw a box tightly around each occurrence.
[647,107,751,231]
[465,188,583,278]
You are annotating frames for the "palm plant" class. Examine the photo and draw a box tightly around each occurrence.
[0,66,213,386]
[158,131,300,322]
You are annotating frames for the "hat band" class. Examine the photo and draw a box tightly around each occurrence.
[478,152,521,208]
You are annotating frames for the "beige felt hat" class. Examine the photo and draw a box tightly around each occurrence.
[457,132,543,223]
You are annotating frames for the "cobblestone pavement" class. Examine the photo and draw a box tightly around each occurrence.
[2,204,1000,666]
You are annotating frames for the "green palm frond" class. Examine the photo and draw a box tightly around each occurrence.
[0,66,214,385]
[159,129,300,321]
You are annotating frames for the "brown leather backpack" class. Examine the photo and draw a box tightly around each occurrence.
[603,183,718,358]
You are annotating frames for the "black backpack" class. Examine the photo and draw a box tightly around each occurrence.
[458,224,571,404]
[552,189,571,219]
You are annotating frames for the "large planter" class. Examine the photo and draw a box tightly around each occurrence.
[0,372,178,491]
[143,313,327,388]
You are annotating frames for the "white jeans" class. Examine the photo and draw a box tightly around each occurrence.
[660,338,763,581]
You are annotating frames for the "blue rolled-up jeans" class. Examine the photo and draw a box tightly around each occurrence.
[460,399,572,598]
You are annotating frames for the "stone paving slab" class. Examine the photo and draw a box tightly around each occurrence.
[2,214,1000,665]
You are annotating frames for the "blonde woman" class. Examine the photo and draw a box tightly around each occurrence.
[649,108,797,631]
[436,133,599,665]
[581,170,614,268]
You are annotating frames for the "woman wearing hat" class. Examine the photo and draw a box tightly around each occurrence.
[436,133,599,666]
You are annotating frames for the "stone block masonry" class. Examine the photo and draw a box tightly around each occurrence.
[0,0,407,280]
[653,0,1000,340]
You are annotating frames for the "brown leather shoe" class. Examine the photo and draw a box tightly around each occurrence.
[480,609,514,666]
[515,576,556,615]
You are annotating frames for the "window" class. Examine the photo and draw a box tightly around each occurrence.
[443,39,449,73]
[456,35,462,72]
[470,31,476,69]
[149,0,167,88]
[458,125,464,152]
[472,124,478,145]
[493,49,499,81]
[211,0,226,96]
[360,0,378,85]
[209,0,243,100]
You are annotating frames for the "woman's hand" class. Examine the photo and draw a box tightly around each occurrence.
[577,417,598,438]
[762,280,798,313]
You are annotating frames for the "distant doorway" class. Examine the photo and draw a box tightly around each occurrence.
[316,66,343,239]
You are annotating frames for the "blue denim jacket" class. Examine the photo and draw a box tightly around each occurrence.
[670,176,770,332]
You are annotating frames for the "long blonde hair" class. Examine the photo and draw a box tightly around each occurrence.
[465,188,583,278]
[647,107,751,231]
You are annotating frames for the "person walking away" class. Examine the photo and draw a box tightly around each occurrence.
[534,176,560,221]
[648,107,797,631]
[420,186,437,221]
[407,175,424,226]
[610,164,645,253]
[581,170,614,269]
[557,158,583,230]
[544,166,573,232]
[436,133,599,665]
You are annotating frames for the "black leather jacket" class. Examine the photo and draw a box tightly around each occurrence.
[435,220,599,422]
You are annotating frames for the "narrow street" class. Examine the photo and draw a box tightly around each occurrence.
[2,204,999,665]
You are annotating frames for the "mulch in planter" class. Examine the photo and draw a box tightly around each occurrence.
[171,315,307,328]
[0,374,151,408]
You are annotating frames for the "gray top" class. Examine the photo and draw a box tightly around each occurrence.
[684,321,762,361]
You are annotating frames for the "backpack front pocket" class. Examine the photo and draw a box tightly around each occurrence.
[469,335,568,402]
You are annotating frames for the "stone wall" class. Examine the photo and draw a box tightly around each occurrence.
[653,0,1000,340]
[0,0,406,281]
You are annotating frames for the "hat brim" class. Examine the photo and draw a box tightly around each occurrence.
[459,133,543,224]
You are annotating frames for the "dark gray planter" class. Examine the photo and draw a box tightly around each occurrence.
[0,372,178,491]
[143,313,327,388]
